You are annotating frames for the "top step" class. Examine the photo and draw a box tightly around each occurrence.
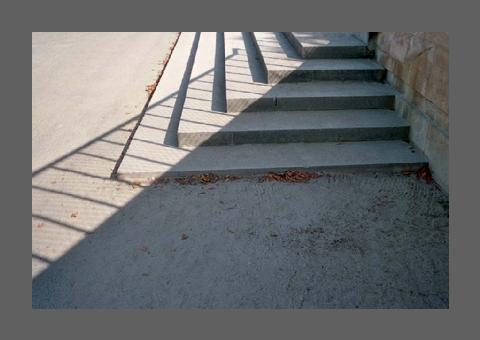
[284,32,368,59]
[254,32,384,84]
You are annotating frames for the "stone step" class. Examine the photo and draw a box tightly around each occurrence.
[178,109,409,147]
[226,79,396,113]
[253,32,385,83]
[117,32,428,181]
[225,32,394,112]
[116,140,428,180]
[283,32,368,59]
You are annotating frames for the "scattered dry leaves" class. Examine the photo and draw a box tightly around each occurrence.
[261,170,320,183]
[175,176,198,185]
[174,173,219,185]
[152,177,170,185]
[199,173,219,184]
[70,212,78,218]
[172,171,321,185]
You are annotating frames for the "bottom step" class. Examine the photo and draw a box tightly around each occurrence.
[116,140,427,181]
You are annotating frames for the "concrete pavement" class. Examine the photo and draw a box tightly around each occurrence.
[32,32,179,172]
[32,32,448,308]
[32,32,179,276]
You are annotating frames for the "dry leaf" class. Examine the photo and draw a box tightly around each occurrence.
[146,84,156,95]
[200,173,219,184]
[262,170,320,183]
[131,181,142,189]
[416,165,433,184]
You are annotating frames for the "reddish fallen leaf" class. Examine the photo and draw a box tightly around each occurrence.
[36,223,44,229]
[146,84,156,95]
[131,181,142,189]
[416,165,433,184]
[70,212,78,218]
[200,173,219,184]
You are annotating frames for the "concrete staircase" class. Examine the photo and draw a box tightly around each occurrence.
[117,32,427,180]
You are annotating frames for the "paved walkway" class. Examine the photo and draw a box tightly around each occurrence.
[32,32,178,276]
[32,32,178,171]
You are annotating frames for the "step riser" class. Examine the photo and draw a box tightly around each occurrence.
[284,32,367,59]
[268,69,386,84]
[118,162,427,181]
[227,95,395,113]
[178,126,409,147]
[302,46,368,59]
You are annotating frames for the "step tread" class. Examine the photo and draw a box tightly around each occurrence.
[226,79,395,100]
[289,32,366,48]
[254,32,382,71]
[178,109,408,134]
[284,32,368,58]
[117,140,427,179]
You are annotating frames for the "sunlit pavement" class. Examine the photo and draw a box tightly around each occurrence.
[32,32,179,276]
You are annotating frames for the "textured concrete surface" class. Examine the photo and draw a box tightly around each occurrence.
[32,32,180,277]
[254,32,384,83]
[32,32,179,172]
[284,32,367,58]
[33,172,448,309]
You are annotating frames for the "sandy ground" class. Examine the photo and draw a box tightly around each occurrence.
[32,32,448,309]
[33,171,448,308]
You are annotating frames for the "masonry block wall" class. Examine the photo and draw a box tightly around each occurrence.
[374,32,449,192]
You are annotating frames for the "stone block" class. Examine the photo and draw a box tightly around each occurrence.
[425,46,449,113]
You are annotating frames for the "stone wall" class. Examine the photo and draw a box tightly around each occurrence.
[373,32,449,192]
